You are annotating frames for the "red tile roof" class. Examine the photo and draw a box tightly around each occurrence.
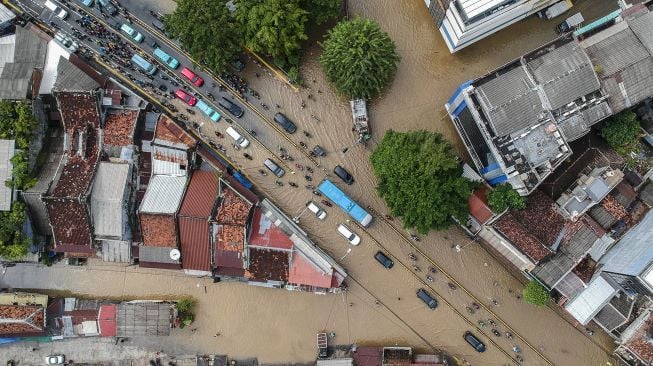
[139,213,177,247]
[56,91,100,130]
[218,224,244,252]
[626,316,653,363]
[46,199,94,253]
[179,171,219,218]
[215,187,252,226]
[103,110,138,146]
[468,186,494,224]
[154,115,195,147]
[98,304,116,337]
[246,247,289,282]
[0,304,45,336]
[179,217,211,272]
[248,208,294,250]
[288,251,333,288]
[51,129,99,198]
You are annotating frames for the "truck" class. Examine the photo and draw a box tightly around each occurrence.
[538,0,573,20]
[556,12,584,33]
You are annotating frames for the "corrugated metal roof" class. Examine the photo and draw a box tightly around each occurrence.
[179,170,219,218]
[139,175,187,214]
[565,275,617,325]
[600,210,653,276]
[152,158,187,176]
[0,139,14,211]
[91,162,130,238]
[0,34,16,77]
[628,10,653,56]
[139,245,181,265]
[179,217,211,272]
[54,57,100,92]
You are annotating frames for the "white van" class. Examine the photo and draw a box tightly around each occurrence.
[226,126,250,148]
[306,201,327,220]
[44,0,68,20]
[337,224,360,245]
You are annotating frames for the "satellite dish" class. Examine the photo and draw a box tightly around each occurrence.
[169,249,181,261]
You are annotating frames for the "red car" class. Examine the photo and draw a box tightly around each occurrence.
[175,89,197,106]
[180,67,204,87]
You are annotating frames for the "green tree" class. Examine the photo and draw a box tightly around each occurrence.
[370,130,476,234]
[523,281,549,307]
[235,0,309,67]
[0,202,30,261]
[163,0,242,74]
[176,297,195,313]
[600,111,641,155]
[301,0,341,25]
[486,183,526,212]
[320,17,400,99]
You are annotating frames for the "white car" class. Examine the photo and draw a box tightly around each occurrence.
[45,355,65,365]
[337,224,361,246]
[306,201,327,220]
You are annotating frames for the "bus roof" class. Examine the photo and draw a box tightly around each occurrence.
[318,179,372,226]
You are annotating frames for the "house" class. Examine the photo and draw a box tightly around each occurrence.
[115,301,174,336]
[614,303,653,365]
[102,109,139,159]
[151,115,195,176]
[0,26,48,100]
[0,292,48,337]
[446,5,653,195]
[178,169,220,276]
[45,91,101,257]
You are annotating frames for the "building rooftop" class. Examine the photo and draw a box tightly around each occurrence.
[153,115,195,149]
[565,275,618,325]
[0,304,45,336]
[98,304,117,337]
[138,246,182,269]
[179,170,219,218]
[288,251,335,289]
[247,247,289,282]
[53,57,100,92]
[0,139,15,211]
[90,162,130,239]
[556,167,624,219]
[179,217,211,272]
[621,307,653,364]
[468,186,494,224]
[248,208,294,250]
[46,199,94,254]
[215,184,252,226]
[103,110,138,147]
[0,26,48,99]
[139,175,187,214]
[139,213,177,247]
[116,302,171,336]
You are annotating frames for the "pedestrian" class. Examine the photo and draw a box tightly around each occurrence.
[348,302,353,307]
[397,297,401,301]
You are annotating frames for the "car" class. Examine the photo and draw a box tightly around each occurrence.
[98,0,117,16]
[416,288,438,309]
[181,67,204,86]
[334,165,354,185]
[463,331,486,352]
[175,89,197,106]
[219,97,244,118]
[337,224,360,245]
[306,201,327,220]
[264,159,285,177]
[313,145,326,157]
[226,126,250,148]
[151,19,166,33]
[153,48,180,69]
[81,0,94,6]
[45,355,65,365]
[195,99,221,122]
[273,113,297,133]
[374,251,394,269]
[44,0,68,20]
[54,32,79,52]
[120,24,144,43]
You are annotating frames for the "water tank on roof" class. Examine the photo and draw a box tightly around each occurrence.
[169,249,181,261]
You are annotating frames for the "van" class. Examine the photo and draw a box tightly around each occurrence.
[151,19,166,34]
[307,201,327,220]
[264,159,285,177]
[219,97,244,118]
[416,288,438,309]
[153,48,179,69]
[334,165,354,185]
[273,113,297,134]
[130,54,157,75]
[226,127,250,148]
[337,224,360,245]
[121,24,144,43]
[463,332,486,352]
[374,251,394,269]
[44,0,68,20]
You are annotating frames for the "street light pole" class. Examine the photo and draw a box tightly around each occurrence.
[455,239,477,253]
[339,248,352,261]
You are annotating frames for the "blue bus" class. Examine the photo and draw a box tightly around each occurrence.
[130,54,157,75]
[233,171,253,190]
[318,179,373,227]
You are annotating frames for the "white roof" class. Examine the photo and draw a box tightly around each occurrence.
[152,158,187,176]
[0,33,16,77]
[91,162,130,238]
[0,139,14,211]
[39,40,70,94]
[564,276,617,325]
[457,0,517,18]
[139,175,187,214]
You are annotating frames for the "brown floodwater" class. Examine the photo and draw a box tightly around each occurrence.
[12,0,620,364]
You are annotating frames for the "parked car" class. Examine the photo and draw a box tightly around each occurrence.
[416,288,438,309]
[273,113,297,134]
[337,224,360,245]
[151,19,166,34]
[226,126,250,148]
[44,0,68,20]
[463,331,486,352]
[45,355,65,365]
[264,159,285,177]
[374,251,394,269]
[81,0,94,7]
[153,48,179,69]
[181,67,204,86]
[306,201,327,220]
[195,99,221,122]
[219,97,244,118]
[334,165,354,185]
[313,145,326,157]
[54,32,78,52]
[98,0,117,16]
[175,89,197,106]
[120,24,144,43]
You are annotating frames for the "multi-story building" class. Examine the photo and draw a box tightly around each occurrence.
[424,0,560,52]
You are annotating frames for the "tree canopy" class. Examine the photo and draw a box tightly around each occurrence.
[600,111,641,155]
[0,201,30,260]
[486,183,526,212]
[370,130,476,234]
[163,0,242,74]
[0,101,37,190]
[235,0,309,67]
[301,0,341,26]
[523,281,550,307]
[320,17,400,99]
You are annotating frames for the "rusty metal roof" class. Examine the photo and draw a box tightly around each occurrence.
[179,170,219,218]
[179,217,211,272]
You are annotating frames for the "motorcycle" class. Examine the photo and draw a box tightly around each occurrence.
[243,153,253,160]
[247,128,256,136]
[299,141,307,149]
[303,130,312,138]
[207,93,215,101]
[306,166,314,174]
[305,184,315,189]
[274,180,283,187]
[258,169,268,176]
[288,182,298,188]
[491,329,501,337]
[304,175,312,181]
[321,200,332,207]
[295,164,304,171]
[186,108,196,115]
[312,190,321,196]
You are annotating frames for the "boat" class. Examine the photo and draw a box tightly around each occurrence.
[350,99,371,143]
